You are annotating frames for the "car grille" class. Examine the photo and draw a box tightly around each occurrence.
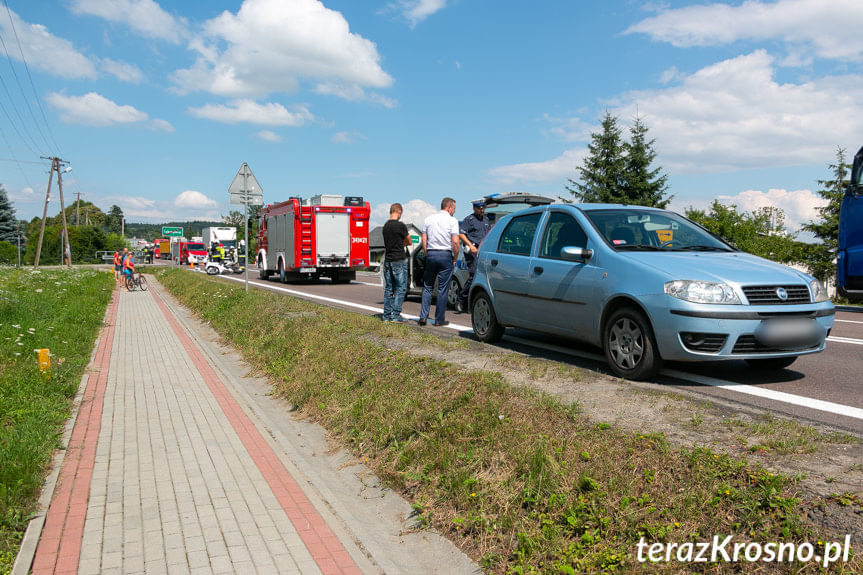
[731,335,819,354]
[680,332,727,353]
[741,285,810,305]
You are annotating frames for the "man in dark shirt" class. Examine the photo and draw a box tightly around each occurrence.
[457,198,492,312]
[381,203,411,322]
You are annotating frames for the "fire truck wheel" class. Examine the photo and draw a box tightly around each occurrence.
[258,258,270,280]
[278,261,287,283]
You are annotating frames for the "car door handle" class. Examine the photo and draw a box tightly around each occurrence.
[533,266,543,275]
[490,259,498,266]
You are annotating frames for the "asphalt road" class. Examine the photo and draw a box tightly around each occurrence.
[196,267,863,434]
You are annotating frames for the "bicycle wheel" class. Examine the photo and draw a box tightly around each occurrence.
[138,275,148,291]
[124,275,135,291]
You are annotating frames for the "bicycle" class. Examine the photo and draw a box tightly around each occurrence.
[124,272,148,291]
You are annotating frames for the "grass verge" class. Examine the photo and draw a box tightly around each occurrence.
[0,267,114,574]
[159,270,858,573]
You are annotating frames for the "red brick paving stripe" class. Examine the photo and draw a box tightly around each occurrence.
[149,286,362,575]
[32,290,120,574]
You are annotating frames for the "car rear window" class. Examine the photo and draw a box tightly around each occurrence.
[497,213,541,256]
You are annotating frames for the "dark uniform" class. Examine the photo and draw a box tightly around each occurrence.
[458,210,492,308]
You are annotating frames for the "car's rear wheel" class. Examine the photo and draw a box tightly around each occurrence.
[604,307,662,380]
[744,356,797,370]
[471,291,504,342]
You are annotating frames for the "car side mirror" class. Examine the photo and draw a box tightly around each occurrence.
[560,246,592,262]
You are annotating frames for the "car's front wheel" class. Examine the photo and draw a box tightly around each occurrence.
[471,291,504,342]
[603,307,662,380]
[447,277,461,308]
[744,356,797,370]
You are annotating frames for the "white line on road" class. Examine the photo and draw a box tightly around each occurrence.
[504,336,863,421]
[208,272,862,421]
[827,336,863,346]
[834,319,863,324]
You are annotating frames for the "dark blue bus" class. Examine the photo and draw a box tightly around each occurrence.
[838,146,863,301]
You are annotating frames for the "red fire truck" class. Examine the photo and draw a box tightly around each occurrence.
[256,195,369,283]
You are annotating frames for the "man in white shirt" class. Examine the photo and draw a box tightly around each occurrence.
[418,197,460,326]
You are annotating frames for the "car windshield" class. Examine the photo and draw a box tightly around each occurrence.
[187,243,206,250]
[582,209,733,252]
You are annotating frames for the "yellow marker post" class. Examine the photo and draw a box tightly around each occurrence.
[35,348,51,374]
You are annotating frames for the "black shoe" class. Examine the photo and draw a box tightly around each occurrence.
[417,319,427,326]
[456,301,466,313]
[433,321,450,327]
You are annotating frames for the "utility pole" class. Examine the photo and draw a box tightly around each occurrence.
[33,157,71,267]
[75,191,82,226]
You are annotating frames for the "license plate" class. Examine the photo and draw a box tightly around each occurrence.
[300,267,316,273]
[754,318,824,350]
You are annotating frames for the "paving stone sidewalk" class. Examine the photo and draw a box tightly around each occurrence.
[16,278,475,575]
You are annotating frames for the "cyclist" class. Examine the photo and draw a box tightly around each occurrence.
[123,252,135,291]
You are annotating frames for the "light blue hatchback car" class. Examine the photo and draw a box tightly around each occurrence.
[469,204,834,380]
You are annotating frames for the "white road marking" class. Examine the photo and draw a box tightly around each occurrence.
[827,336,863,346]
[214,273,474,331]
[204,271,863,421]
[834,319,863,324]
[505,336,863,421]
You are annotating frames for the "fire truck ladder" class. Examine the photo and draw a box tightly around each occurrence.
[299,207,313,258]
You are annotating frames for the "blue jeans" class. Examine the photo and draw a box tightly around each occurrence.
[420,250,453,324]
[382,259,408,320]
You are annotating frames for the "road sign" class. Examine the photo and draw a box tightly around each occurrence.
[162,227,183,237]
[229,163,263,206]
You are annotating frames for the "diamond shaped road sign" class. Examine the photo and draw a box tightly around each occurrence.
[228,162,264,206]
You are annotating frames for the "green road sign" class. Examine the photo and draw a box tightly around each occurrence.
[162,227,183,237]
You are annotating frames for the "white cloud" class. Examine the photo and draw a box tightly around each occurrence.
[188,99,313,126]
[499,52,863,184]
[715,188,827,232]
[149,119,175,132]
[613,51,863,173]
[47,92,146,125]
[100,58,144,84]
[255,130,282,142]
[0,7,96,78]
[174,190,217,209]
[171,0,393,105]
[331,131,366,144]
[46,92,172,131]
[387,0,448,27]
[370,198,437,228]
[626,0,863,62]
[69,0,188,44]
[489,149,586,185]
[7,186,37,204]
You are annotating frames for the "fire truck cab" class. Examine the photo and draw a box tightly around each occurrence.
[257,194,370,283]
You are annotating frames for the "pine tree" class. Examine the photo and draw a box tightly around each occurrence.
[622,115,671,208]
[105,205,124,234]
[0,185,17,243]
[802,147,850,282]
[565,112,626,203]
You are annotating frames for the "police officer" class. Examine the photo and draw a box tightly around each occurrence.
[457,198,492,312]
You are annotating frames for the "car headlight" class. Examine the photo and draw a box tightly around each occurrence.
[664,280,741,304]
[809,278,829,303]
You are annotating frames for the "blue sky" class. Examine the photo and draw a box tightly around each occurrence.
[1,0,862,235]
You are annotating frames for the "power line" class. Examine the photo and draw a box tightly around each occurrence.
[0,12,47,154]
[3,1,61,155]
